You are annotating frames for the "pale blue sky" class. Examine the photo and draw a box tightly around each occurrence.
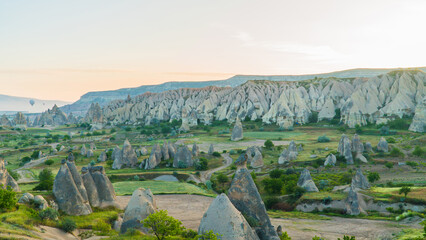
[1,0,425,101]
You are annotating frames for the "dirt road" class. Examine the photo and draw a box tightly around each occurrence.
[199,153,233,182]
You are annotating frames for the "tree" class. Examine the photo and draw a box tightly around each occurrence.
[308,111,318,123]
[264,139,274,150]
[262,178,283,194]
[0,186,17,211]
[142,210,184,240]
[33,169,54,191]
[269,169,284,179]
[399,186,411,198]
[197,230,221,240]
[216,173,228,187]
[367,172,380,183]
[61,218,76,233]
[195,158,208,171]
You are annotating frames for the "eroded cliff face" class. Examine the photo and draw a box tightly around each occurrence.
[101,70,425,130]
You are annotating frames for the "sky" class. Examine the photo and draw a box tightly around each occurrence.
[1,0,426,102]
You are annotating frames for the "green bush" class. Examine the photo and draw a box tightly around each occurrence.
[0,186,17,211]
[212,152,221,157]
[385,162,394,169]
[93,220,111,234]
[6,168,20,181]
[317,135,330,143]
[33,169,54,191]
[269,169,284,179]
[367,172,380,183]
[390,147,404,157]
[412,146,425,158]
[386,137,396,143]
[309,112,318,123]
[264,140,274,149]
[142,210,184,239]
[406,161,419,168]
[39,208,59,221]
[44,159,54,165]
[61,218,77,233]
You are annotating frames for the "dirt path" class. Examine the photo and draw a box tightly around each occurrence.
[197,139,291,152]
[16,157,49,183]
[199,153,233,182]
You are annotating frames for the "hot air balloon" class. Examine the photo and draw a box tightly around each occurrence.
[29,99,35,106]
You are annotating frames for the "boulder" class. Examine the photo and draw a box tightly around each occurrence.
[81,167,100,208]
[198,194,259,240]
[338,134,353,164]
[122,139,138,168]
[152,143,163,161]
[288,140,297,153]
[345,186,365,216]
[377,137,389,152]
[231,117,243,141]
[278,149,290,165]
[297,168,319,192]
[144,150,158,170]
[112,145,123,169]
[161,142,170,160]
[173,145,193,168]
[121,188,156,234]
[351,168,370,189]
[0,158,20,192]
[86,149,94,158]
[192,142,200,157]
[81,145,87,156]
[53,160,92,215]
[365,142,373,153]
[140,147,148,156]
[246,146,263,168]
[228,167,280,240]
[324,154,337,166]
[208,144,214,155]
[167,142,176,159]
[409,97,426,133]
[18,192,34,203]
[34,195,49,210]
[98,151,107,162]
[88,166,118,208]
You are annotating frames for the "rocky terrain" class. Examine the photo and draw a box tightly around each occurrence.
[99,70,425,131]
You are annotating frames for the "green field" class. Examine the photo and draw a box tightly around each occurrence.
[112,180,215,197]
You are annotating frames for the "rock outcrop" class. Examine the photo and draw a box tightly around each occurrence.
[338,134,353,164]
[377,137,389,152]
[101,70,426,132]
[0,158,20,192]
[121,188,156,234]
[32,105,69,126]
[112,139,138,169]
[351,168,370,189]
[365,142,373,153]
[0,114,11,127]
[324,154,337,166]
[345,186,365,216]
[98,151,107,162]
[246,146,263,168]
[228,167,280,240]
[173,145,193,168]
[13,112,27,126]
[231,117,243,141]
[53,159,92,215]
[81,145,87,156]
[18,192,34,203]
[84,103,104,124]
[192,142,200,157]
[144,145,160,170]
[208,144,214,155]
[198,193,259,240]
[409,97,426,132]
[297,168,319,192]
[82,166,118,208]
[352,134,367,163]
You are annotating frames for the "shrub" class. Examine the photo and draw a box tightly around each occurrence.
[264,197,280,209]
[39,208,59,221]
[243,213,259,227]
[355,124,363,134]
[322,196,332,205]
[61,218,77,233]
[212,152,221,157]
[386,137,396,143]
[264,140,274,149]
[177,161,187,168]
[309,111,318,123]
[399,186,411,198]
[317,135,330,143]
[6,168,20,181]
[269,169,284,179]
[262,178,283,194]
[142,210,184,240]
[216,173,228,187]
[367,172,380,183]
[281,231,292,240]
[0,186,17,210]
[195,158,208,171]
[197,230,221,240]
[387,117,410,130]
[380,126,390,135]
[318,180,329,190]
[384,162,394,169]
[44,159,54,165]
[406,161,419,168]
[412,146,425,158]
[33,169,54,191]
[93,220,111,234]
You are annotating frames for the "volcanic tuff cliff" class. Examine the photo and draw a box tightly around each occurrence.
[100,70,425,130]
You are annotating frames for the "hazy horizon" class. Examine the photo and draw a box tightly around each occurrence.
[1,0,426,102]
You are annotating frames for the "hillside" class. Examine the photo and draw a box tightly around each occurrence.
[61,67,426,115]
[0,94,70,114]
